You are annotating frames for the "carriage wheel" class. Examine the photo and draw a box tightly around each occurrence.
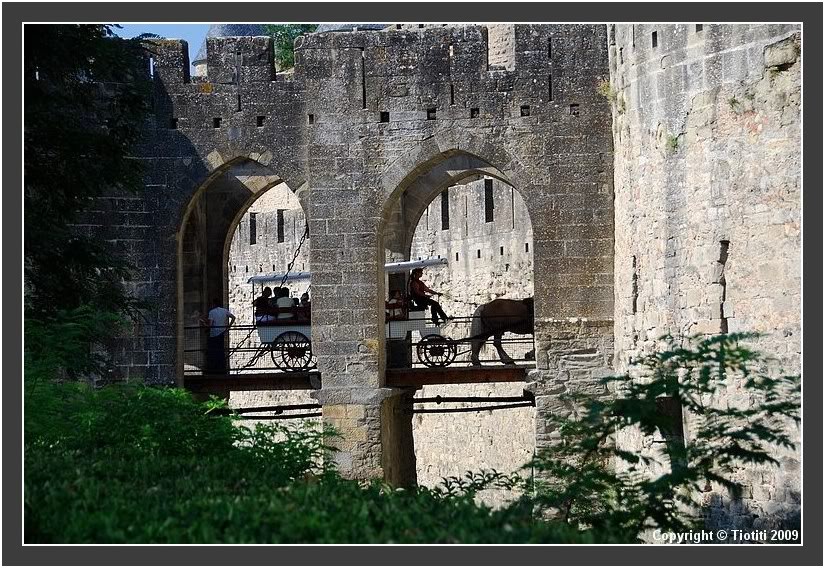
[271,331,314,371]
[416,334,457,368]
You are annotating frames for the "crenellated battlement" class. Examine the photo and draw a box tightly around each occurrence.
[146,24,610,141]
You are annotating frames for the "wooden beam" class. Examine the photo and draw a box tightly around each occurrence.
[385,365,530,387]
[184,372,319,399]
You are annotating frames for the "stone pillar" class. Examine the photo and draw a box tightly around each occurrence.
[528,319,614,451]
[313,387,416,485]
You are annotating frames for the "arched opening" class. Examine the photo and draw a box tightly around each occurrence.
[379,149,536,503]
[176,158,309,381]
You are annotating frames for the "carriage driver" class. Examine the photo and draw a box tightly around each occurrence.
[409,268,450,325]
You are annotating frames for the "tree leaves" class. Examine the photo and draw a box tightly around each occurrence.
[529,333,800,537]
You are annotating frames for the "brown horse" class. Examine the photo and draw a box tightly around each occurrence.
[468,298,534,366]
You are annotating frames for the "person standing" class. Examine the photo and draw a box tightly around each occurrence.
[204,298,235,374]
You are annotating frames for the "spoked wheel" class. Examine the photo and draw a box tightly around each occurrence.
[416,334,457,368]
[270,331,314,371]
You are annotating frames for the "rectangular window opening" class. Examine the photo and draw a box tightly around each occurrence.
[360,48,367,110]
[477,249,481,259]
[427,107,437,120]
[525,242,530,253]
[380,111,390,123]
[277,209,285,243]
[213,117,222,128]
[500,246,504,256]
[256,115,265,127]
[148,57,154,78]
[455,252,459,261]
[308,113,315,124]
[548,74,553,101]
[484,179,494,223]
[548,37,553,59]
[236,93,242,112]
[695,24,704,32]
[569,103,580,116]
[441,190,450,230]
[249,213,257,245]
[450,83,455,105]
[470,107,479,118]
[631,256,638,314]
[520,105,531,117]
[718,240,730,333]
[652,31,658,48]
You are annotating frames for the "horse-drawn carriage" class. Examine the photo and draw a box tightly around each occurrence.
[240,259,534,373]
[384,258,535,368]
[246,271,315,372]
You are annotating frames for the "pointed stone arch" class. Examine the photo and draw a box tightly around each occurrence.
[175,156,307,381]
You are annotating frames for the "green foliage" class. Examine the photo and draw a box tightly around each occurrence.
[25,25,152,376]
[665,133,679,152]
[24,25,150,322]
[25,382,604,544]
[728,96,743,113]
[264,24,317,70]
[25,335,798,543]
[529,333,800,540]
[25,306,125,383]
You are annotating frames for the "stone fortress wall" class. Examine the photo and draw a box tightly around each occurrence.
[95,22,801,528]
[609,24,801,531]
[227,174,536,496]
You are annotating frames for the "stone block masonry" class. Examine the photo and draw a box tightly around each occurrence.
[85,24,802,532]
[106,24,613,484]
[610,24,801,532]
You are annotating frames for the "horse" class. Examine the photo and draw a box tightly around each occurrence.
[468,297,534,366]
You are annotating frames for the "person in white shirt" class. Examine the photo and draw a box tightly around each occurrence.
[276,287,296,319]
[204,299,235,373]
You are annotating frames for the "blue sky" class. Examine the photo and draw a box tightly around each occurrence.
[114,24,210,69]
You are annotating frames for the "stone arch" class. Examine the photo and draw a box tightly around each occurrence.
[377,138,532,318]
[175,156,306,381]
[377,142,536,361]
[376,141,538,491]
[378,129,528,202]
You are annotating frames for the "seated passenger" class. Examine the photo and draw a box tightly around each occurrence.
[276,287,295,319]
[297,292,311,321]
[254,287,276,324]
[386,289,405,321]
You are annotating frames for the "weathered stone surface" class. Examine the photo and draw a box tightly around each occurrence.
[610,24,801,532]
[87,24,800,526]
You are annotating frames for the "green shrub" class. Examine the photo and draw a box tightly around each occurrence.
[24,382,604,544]
[529,333,800,540]
[26,334,798,543]
[264,24,318,70]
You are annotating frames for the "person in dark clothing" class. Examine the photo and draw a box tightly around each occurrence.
[254,286,276,324]
[409,268,449,325]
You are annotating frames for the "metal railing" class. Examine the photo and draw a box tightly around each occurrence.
[184,313,535,376]
[387,314,535,369]
[183,320,315,376]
